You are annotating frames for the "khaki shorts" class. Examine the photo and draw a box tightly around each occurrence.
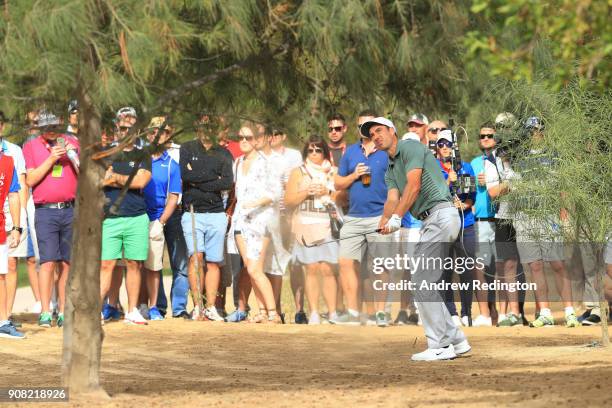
[145,221,165,271]
[339,215,395,261]
[7,227,29,258]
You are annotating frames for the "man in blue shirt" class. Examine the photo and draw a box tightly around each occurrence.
[142,117,182,320]
[470,121,498,327]
[333,110,393,327]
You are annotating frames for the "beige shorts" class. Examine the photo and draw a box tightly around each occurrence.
[144,221,165,271]
[0,243,8,274]
[7,227,29,258]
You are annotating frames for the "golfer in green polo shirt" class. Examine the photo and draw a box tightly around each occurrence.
[360,117,471,361]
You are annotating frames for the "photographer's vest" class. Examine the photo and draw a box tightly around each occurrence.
[0,154,16,244]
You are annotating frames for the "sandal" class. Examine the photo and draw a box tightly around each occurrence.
[248,311,268,324]
[267,310,281,324]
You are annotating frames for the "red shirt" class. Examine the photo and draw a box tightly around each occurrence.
[222,140,243,160]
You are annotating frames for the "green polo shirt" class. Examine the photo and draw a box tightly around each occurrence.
[384,139,452,218]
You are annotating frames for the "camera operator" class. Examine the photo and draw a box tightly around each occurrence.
[512,117,579,328]
[435,130,476,327]
[483,115,522,327]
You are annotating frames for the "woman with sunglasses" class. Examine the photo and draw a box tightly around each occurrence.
[435,130,477,327]
[231,124,283,323]
[285,135,339,324]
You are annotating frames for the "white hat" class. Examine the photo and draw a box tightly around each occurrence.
[360,117,397,138]
[401,132,420,141]
[37,110,60,127]
[436,129,453,143]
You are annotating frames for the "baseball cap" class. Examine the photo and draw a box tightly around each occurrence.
[68,99,78,114]
[37,110,61,128]
[524,116,544,131]
[494,112,516,128]
[360,117,397,138]
[116,106,137,120]
[401,132,420,141]
[147,116,166,129]
[436,129,453,143]
[407,113,429,126]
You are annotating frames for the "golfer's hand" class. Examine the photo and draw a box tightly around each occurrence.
[378,216,388,232]
[382,214,401,234]
[453,197,465,210]
[9,230,20,248]
[448,170,457,183]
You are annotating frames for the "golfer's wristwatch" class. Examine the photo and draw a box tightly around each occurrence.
[11,227,23,233]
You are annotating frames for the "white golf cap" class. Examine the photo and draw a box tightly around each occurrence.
[401,132,420,141]
[360,117,397,138]
[436,129,453,143]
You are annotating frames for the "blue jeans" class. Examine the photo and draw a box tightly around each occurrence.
[156,209,189,316]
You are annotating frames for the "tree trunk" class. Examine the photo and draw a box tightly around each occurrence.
[61,90,107,394]
[594,247,610,346]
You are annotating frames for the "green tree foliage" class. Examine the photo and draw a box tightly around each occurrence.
[464,0,611,92]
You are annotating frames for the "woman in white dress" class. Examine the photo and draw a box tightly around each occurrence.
[285,135,339,324]
[232,124,283,323]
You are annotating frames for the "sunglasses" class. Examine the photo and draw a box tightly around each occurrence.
[428,127,447,134]
[328,126,343,132]
[239,135,254,141]
[437,140,453,148]
[479,134,495,140]
[308,147,323,154]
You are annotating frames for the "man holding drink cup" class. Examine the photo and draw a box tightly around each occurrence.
[333,110,394,327]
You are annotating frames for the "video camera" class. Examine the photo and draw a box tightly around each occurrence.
[447,118,476,195]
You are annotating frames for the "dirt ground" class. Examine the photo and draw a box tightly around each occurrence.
[2,312,612,408]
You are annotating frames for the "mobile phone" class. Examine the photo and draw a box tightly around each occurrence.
[57,137,66,148]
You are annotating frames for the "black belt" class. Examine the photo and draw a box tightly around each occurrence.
[475,217,496,222]
[417,202,453,221]
[35,201,74,209]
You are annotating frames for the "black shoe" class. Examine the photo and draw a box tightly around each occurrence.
[295,311,308,324]
[280,313,286,324]
[394,310,409,326]
[522,314,530,326]
[407,313,419,325]
[173,311,191,320]
[582,313,601,326]
[577,309,591,323]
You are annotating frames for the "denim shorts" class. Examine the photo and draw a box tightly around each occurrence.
[181,212,227,263]
[34,207,74,264]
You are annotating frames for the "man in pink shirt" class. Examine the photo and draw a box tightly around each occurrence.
[23,111,79,328]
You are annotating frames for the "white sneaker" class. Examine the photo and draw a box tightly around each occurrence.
[411,346,457,361]
[451,315,462,327]
[124,308,148,325]
[453,339,471,355]
[204,306,224,322]
[191,306,201,321]
[308,312,321,325]
[461,316,470,327]
[31,301,42,314]
[472,315,492,327]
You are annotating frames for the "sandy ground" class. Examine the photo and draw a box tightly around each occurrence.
[2,314,612,408]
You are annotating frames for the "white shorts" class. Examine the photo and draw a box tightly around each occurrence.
[144,221,165,271]
[7,227,29,258]
[0,243,8,275]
